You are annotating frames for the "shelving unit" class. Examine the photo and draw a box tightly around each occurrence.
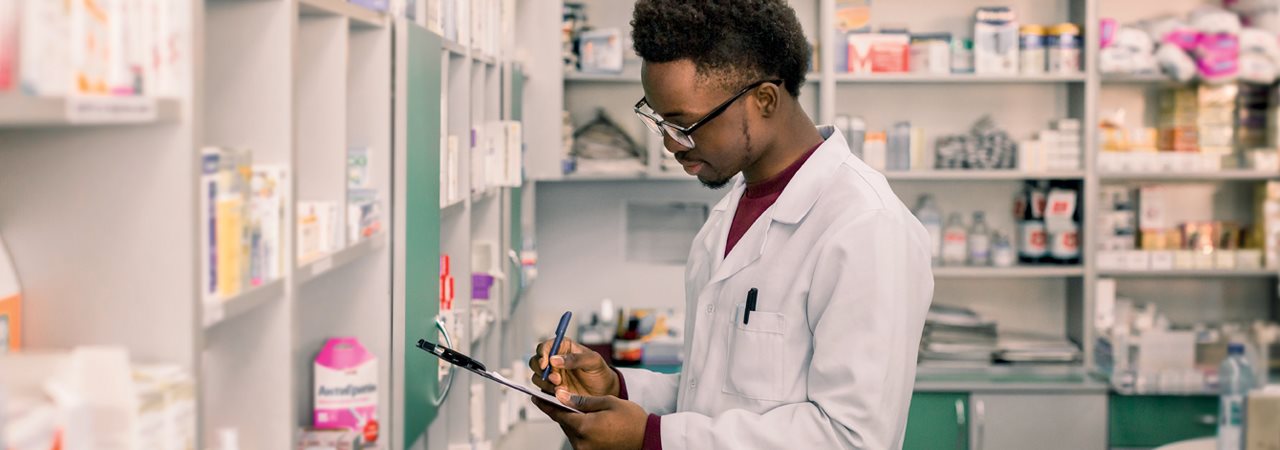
[1098,170,1279,181]
[202,280,288,329]
[294,233,388,284]
[298,0,387,28]
[933,266,1086,279]
[834,73,1087,84]
[1098,269,1278,278]
[0,95,184,127]
[885,170,1087,181]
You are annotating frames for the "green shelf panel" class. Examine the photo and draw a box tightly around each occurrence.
[403,23,444,446]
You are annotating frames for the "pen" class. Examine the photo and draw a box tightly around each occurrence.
[744,288,758,325]
[542,311,573,381]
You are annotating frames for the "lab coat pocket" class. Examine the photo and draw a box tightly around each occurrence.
[723,303,786,402]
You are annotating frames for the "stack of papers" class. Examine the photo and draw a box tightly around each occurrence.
[996,332,1081,364]
[920,304,997,363]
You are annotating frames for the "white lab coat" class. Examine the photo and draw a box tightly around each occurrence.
[617,126,934,449]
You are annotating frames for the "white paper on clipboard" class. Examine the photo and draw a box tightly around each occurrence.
[478,370,584,414]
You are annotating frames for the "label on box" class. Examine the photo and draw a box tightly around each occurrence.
[1124,250,1151,270]
[1150,251,1175,270]
[315,338,379,443]
[1193,251,1216,270]
[1098,251,1125,270]
[1174,250,1197,269]
[1216,251,1237,270]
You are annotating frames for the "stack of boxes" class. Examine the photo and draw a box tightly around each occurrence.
[1019,119,1082,172]
[1097,184,1265,271]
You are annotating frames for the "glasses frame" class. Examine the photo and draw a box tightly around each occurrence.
[634,78,784,149]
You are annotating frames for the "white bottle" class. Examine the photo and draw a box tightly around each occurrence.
[1218,342,1257,450]
[968,212,992,266]
[913,195,944,265]
[942,213,969,266]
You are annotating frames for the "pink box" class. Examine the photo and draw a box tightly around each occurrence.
[848,34,909,73]
[314,337,379,444]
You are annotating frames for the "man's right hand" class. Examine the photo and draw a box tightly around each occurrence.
[528,338,620,398]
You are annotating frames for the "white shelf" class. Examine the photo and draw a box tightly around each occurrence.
[533,171,698,182]
[0,95,181,127]
[885,170,1085,181]
[835,73,1086,84]
[1099,170,1278,182]
[442,196,467,211]
[444,40,468,57]
[1101,74,1177,84]
[1099,269,1277,278]
[472,187,501,202]
[475,54,498,66]
[933,266,1085,278]
[298,0,386,28]
[563,72,641,83]
[295,232,387,284]
[202,279,287,330]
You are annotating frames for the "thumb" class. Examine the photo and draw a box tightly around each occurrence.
[556,389,614,412]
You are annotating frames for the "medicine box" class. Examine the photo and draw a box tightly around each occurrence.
[974,7,1019,74]
[847,33,909,73]
[315,337,379,445]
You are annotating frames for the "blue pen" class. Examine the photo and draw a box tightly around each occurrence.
[542,311,573,381]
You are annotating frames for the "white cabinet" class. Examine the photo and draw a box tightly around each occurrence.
[969,393,1107,450]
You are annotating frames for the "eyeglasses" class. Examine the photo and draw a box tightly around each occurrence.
[634,79,784,149]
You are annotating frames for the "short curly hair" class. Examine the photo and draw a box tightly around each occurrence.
[631,0,810,98]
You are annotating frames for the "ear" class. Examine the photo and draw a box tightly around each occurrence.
[753,82,780,118]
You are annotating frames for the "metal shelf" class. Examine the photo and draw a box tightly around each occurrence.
[933,266,1085,278]
[0,95,181,128]
[295,232,387,284]
[203,279,287,330]
[1099,269,1277,278]
[472,187,502,202]
[1098,170,1278,182]
[298,0,386,28]
[835,73,1086,84]
[885,170,1085,181]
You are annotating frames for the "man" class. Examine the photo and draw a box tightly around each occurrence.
[529,1,934,448]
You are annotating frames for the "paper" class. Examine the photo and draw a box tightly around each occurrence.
[481,370,582,414]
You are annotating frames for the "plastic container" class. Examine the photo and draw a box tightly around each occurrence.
[1019,24,1047,75]
[1047,23,1082,73]
[913,195,944,265]
[1218,342,1257,450]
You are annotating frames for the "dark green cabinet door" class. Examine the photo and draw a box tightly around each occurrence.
[904,392,969,450]
[1109,394,1217,448]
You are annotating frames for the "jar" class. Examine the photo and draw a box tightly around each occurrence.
[1046,23,1081,73]
[1019,24,1046,75]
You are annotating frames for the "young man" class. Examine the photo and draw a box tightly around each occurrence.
[529,1,934,448]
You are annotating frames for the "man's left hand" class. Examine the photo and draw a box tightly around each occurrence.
[532,388,648,450]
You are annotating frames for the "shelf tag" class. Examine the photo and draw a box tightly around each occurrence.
[66,96,158,124]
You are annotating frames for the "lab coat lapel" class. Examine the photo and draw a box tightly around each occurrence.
[704,126,850,287]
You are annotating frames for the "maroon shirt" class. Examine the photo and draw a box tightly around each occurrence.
[633,142,822,450]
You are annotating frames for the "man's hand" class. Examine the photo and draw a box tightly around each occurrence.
[528,338,620,397]
[532,390,648,450]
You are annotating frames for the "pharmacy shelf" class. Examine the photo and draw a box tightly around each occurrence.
[835,73,1087,84]
[476,54,498,66]
[473,187,502,202]
[442,196,467,211]
[298,0,386,28]
[295,232,387,284]
[202,279,287,330]
[1100,73,1177,84]
[885,170,1086,181]
[532,171,700,182]
[1098,170,1278,182]
[933,265,1085,278]
[1098,269,1278,278]
[444,39,469,57]
[563,72,641,83]
[0,95,182,128]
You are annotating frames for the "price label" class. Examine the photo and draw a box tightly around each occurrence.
[66,96,158,124]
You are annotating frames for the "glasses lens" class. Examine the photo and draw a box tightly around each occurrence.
[636,111,663,136]
[663,124,695,149]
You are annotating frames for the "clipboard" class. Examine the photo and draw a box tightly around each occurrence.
[416,339,584,413]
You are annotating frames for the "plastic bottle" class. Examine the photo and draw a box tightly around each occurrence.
[913,195,944,265]
[942,213,969,266]
[968,212,992,265]
[992,232,1017,267]
[1218,342,1257,450]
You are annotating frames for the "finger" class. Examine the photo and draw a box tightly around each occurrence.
[530,372,556,394]
[549,371,562,385]
[551,350,604,372]
[536,341,550,370]
[532,396,580,426]
[557,390,614,413]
